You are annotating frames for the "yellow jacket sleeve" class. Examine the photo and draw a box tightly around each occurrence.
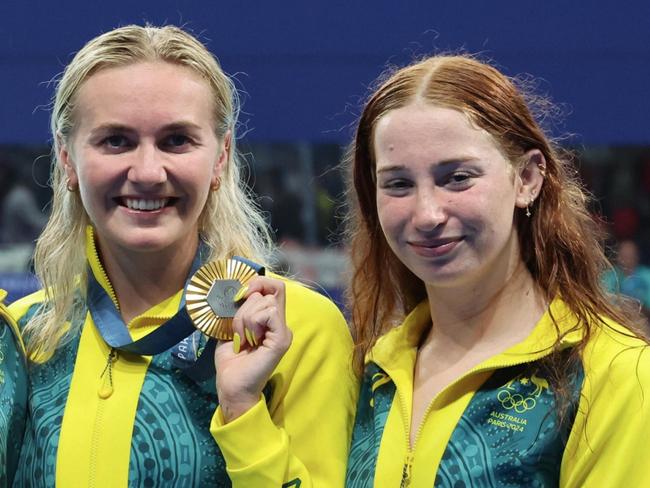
[561,325,650,487]
[210,280,358,487]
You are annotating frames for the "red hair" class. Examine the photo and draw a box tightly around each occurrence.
[344,55,647,392]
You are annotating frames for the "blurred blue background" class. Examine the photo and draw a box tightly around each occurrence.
[1,1,649,308]
[2,0,650,145]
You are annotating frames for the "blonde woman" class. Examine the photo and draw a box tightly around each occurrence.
[344,55,650,487]
[10,25,356,487]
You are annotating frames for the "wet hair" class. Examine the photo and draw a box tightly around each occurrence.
[25,25,273,358]
[344,54,647,402]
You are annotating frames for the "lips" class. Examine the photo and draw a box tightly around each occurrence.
[408,236,463,257]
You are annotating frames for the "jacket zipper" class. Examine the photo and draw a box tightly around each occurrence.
[89,244,120,308]
[89,348,118,486]
[381,353,558,486]
[400,451,413,487]
[396,375,417,487]
[98,348,117,398]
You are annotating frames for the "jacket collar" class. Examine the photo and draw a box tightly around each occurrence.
[85,226,119,308]
[84,225,183,325]
[368,297,584,380]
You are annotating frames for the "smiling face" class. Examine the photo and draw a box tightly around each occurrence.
[60,61,227,258]
[374,103,533,291]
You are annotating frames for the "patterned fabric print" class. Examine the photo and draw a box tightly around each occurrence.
[346,364,395,488]
[128,350,227,487]
[0,317,27,488]
[13,304,81,488]
[435,360,584,488]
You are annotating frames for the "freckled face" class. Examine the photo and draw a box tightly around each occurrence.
[374,103,523,290]
[61,61,226,257]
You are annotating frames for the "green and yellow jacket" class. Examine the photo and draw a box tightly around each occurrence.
[347,299,650,487]
[0,290,27,488]
[10,230,357,487]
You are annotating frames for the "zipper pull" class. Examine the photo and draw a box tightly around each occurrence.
[400,452,413,488]
[98,348,117,399]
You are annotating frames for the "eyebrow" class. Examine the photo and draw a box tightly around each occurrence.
[89,121,203,137]
[160,121,204,132]
[376,157,479,174]
[89,123,133,136]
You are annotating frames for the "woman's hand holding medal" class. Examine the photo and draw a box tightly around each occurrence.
[214,276,293,423]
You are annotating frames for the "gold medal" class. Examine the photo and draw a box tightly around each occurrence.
[185,258,259,339]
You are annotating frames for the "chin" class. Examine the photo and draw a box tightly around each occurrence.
[411,264,473,290]
[111,231,186,255]
[120,239,173,254]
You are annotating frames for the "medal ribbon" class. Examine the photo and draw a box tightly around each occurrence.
[87,248,264,380]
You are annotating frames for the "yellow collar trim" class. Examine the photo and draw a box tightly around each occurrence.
[85,226,119,308]
[84,226,183,330]
[369,297,583,375]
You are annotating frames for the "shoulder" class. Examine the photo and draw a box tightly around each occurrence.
[563,316,650,485]
[584,316,648,356]
[283,277,344,318]
[580,316,650,402]
[275,274,352,352]
[267,276,357,412]
[8,288,48,327]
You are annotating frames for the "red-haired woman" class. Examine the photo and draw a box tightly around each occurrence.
[344,55,650,487]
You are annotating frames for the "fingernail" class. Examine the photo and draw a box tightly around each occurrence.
[233,285,249,302]
[233,332,241,354]
[244,328,254,347]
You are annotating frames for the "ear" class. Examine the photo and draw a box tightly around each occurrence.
[58,134,79,191]
[514,149,546,210]
[212,130,231,185]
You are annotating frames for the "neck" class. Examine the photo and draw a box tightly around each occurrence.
[97,236,199,324]
[423,254,547,359]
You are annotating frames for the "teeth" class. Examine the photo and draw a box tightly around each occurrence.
[124,198,169,211]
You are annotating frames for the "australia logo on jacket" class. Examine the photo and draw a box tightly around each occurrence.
[497,374,549,413]
[487,373,550,433]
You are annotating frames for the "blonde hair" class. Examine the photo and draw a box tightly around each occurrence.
[25,25,273,358]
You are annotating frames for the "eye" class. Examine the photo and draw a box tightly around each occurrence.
[161,134,193,151]
[102,135,132,150]
[443,171,474,189]
[379,178,413,195]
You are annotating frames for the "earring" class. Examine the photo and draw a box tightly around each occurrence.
[211,177,221,192]
[525,195,535,218]
[66,178,76,192]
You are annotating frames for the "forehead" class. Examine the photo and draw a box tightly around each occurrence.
[373,103,505,167]
[72,61,214,129]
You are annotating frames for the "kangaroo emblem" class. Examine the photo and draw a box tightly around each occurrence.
[530,373,549,397]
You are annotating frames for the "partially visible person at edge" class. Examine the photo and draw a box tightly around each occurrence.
[343,54,650,487]
[0,290,27,487]
[9,24,356,487]
[603,239,650,322]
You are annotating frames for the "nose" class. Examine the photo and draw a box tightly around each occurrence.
[127,143,167,186]
[412,187,447,231]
